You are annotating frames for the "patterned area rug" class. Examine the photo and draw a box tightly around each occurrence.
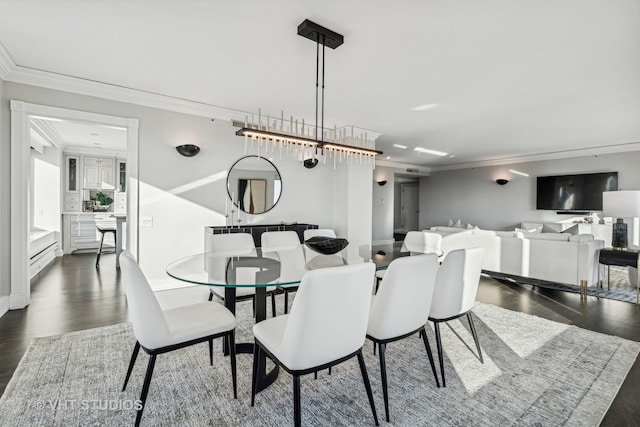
[489,266,638,304]
[0,298,638,426]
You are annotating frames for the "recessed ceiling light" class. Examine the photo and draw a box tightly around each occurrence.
[392,144,407,149]
[449,155,456,158]
[93,142,101,146]
[509,169,529,177]
[90,132,99,136]
[385,156,391,160]
[414,147,448,157]
[410,104,440,111]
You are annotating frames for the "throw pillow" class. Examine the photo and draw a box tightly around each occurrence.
[563,224,580,235]
[466,223,475,229]
[453,219,462,228]
[447,218,454,227]
[542,224,561,233]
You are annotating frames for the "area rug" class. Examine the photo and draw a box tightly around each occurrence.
[488,266,638,304]
[1,299,638,426]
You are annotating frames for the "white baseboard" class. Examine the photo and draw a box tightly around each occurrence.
[0,295,9,318]
[9,292,28,310]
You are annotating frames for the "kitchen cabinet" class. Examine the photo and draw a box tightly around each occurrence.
[63,213,119,253]
[83,156,114,189]
[64,155,80,194]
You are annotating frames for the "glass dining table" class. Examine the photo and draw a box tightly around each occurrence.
[165,241,435,393]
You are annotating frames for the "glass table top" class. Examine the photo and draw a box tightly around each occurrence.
[166,242,441,288]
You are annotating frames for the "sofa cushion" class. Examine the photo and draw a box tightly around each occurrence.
[520,222,543,233]
[430,226,469,234]
[569,234,594,243]
[522,232,571,242]
[472,228,497,236]
[496,230,518,238]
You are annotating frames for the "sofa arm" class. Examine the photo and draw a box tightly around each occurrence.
[577,239,605,287]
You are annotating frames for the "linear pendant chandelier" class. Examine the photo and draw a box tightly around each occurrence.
[235,19,382,169]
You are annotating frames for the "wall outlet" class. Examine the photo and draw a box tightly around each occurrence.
[141,217,153,227]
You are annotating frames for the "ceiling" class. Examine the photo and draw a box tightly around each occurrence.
[2,0,640,167]
[30,117,127,152]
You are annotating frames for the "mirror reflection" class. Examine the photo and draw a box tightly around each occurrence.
[227,156,282,214]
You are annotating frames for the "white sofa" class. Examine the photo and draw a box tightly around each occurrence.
[429,226,604,288]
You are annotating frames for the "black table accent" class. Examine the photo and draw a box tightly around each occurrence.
[598,248,639,304]
[304,236,349,255]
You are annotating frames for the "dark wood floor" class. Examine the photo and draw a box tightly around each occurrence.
[0,253,639,425]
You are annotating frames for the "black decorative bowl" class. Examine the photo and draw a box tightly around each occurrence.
[304,236,349,255]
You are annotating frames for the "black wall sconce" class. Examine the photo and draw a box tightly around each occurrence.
[176,144,201,157]
[377,180,387,186]
[495,178,509,185]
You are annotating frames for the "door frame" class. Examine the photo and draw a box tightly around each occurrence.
[9,100,139,309]
[399,182,419,231]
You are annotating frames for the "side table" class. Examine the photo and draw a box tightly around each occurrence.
[597,248,640,304]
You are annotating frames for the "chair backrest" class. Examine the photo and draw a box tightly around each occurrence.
[261,230,306,268]
[120,251,172,350]
[206,232,255,254]
[401,231,443,255]
[280,262,376,370]
[368,254,439,340]
[429,247,485,319]
[304,228,337,239]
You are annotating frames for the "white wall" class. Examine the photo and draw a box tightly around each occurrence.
[1,82,374,291]
[0,77,7,297]
[31,146,62,232]
[419,151,640,231]
[372,165,395,243]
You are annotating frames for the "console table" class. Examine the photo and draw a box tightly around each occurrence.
[205,223,318,247]
[597,248,640,304]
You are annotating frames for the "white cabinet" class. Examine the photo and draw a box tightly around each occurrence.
[64,155,80,193]
[63,213,117,253]
[83,156,115,189]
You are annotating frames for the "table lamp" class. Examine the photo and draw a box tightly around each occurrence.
[602,190,640,249]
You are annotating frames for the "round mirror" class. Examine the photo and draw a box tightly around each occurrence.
[227,156,282,214]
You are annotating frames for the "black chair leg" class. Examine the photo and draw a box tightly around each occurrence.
[135,354,157,427]
[373,341,377,355]
[314,371,318,380]
[421,327,440,387]
[378,343,390,422]
[357,351,380,426]
[96,232,105,267]
[208,292,213,302]
[251,344,261,406]
[209,339,213,366]
[122,341,140,392]
[284,290,289,314]
[293,375,302,427]
[229,331,237,399]
[328,366,332,375]
[271,292,276,317]
[433,321,446,387]
[467,312,484,363]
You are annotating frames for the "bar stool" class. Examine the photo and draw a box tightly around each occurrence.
[96,225,117,267]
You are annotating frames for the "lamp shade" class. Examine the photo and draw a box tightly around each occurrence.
[602,191,640,217]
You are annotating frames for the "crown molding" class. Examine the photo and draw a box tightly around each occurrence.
[0,41,16,79]
[429,142,640,172]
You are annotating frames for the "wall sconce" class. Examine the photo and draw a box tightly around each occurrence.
[495,179,509,185]
[377,180,387,186]
[176,144,201,157]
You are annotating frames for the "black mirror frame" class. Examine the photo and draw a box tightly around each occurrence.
[227,155,283,215]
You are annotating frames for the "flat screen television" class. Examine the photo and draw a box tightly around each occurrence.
[536,172,618,211]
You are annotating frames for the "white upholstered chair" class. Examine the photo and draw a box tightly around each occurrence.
[120,251,237,426]
[367,254,440,421]
[251,263,379,427]
[206,232,276,317]
[429,247,485,386]
[261,231,308,314]
[375,231,443,292]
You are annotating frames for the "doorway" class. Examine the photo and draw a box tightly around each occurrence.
[393,175,420,238]
[9,101,139,310]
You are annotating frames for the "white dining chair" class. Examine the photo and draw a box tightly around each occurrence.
[119,251,237,427]
[375,231,443,292]
[206,232,277,317]
[367,254,440,422]
[261,231,308,314]
[429,247,485,386]
[251,262,379,427]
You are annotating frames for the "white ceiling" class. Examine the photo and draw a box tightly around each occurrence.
[30,117,127,152]
[2,0,640,167]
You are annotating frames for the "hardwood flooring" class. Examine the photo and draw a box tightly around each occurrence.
[0,253,639,425]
